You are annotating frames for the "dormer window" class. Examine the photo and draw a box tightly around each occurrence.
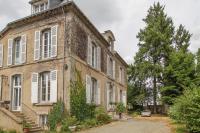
[32,2,48,14]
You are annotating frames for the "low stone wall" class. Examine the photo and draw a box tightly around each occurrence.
[0,108,22,132]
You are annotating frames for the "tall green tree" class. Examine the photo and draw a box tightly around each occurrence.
[135,2,174,113]
[174,24,192,52]
[162,25,194,105]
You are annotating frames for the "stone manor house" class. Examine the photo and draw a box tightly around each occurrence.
[0,0,127,132]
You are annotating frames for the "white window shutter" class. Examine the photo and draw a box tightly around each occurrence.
[50,70,57,103]
[0,44,3,67]
[113,60,115,79]
[118,88,120,103]
[106,83,110,110]
[113,86,116,103]
[97,46,101,71]
[122,91,127,107]
[97,80,101,105]
[51,25,58,58]
[20,35,27,63]
[7,39,13,66]
[107,55,109,75]
[87,36,92,65]
[31,73,38,103]
[34,31,40,60]
[86,75,91,104]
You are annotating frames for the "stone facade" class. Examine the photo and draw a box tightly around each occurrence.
[0,1,128,130]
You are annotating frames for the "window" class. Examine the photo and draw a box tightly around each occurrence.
[91,78,97,104]
[33,2,48,14]
[39,72,50,103]
[42,30,51,59]
[39,115,48,127]
[7,35,27,66]
[120,90,123,103]
[119,67,124,84]
[0,44,3,67]
[91,43,97,68]
[107,56,115,79]
[31,70,57,104]
[109,85,114,103]
[14,38,21,64]
[12,75,22,111]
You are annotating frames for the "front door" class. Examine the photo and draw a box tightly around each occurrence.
[12,75,21,111]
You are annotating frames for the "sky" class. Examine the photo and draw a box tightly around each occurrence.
[0,0,200,64]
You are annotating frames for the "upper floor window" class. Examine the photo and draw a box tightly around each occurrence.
[0,44,3,67]
[87,36,101,70]
[14,38,21,64]
[7,35,27,66]
[33,2,48,14]
[42,29,51,59]
[34,25,58,61]
[107,56,115,79]
[119,67,124,84]
[91,43,97,68]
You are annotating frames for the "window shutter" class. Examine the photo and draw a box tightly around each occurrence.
[118,88,120,103]
[122,91,127,107]
[51,25,58,58]
[97,46,101,71]
[31,73,38,103]
[87,36,92,65]
[113,60,115,79]
[86,75,91,104]
[0,75,2,100]
[106,83,110,110]
[50,70,57,103]
[34,31,40,60]
[97,80,101,105]
[0,44,3,67]
[7,39,13,66]
[107,55,109,75]
[20,35,27,63]
[113,86,116,103]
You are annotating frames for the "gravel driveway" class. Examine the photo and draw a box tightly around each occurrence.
[77,119,171,133]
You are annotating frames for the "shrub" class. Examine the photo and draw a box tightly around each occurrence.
[48,100,65,131]
[169,88,200,133]
[60,120,71,133]
[95,106,111,124]
[116,103,126,114]
[70,70,96,121]
[82,119,98,128]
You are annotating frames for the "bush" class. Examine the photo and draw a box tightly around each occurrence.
[70,70,96,121]
[116,103,126,114]
[169,88,200,133]
[95,106,111,124]
[48,100,65,131]
[60,120,71,133]
[82,119,98,128]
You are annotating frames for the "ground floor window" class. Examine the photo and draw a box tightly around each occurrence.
[39,114,48,127]
[39,72,50,103]
[12,75,22,111]
[91,77,98,104]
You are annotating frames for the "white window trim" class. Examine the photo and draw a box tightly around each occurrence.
[40,72,50,103]
[42,30,51,59]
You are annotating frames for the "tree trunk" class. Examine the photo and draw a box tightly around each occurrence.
[153,76,157,114]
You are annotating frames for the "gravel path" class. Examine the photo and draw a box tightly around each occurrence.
[77,119,171,133]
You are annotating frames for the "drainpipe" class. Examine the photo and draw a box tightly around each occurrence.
[62,6,67,108]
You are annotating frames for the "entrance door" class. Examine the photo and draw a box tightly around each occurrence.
[12,75,21,111]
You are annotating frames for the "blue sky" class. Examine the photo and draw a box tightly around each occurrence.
[0,0,200,64]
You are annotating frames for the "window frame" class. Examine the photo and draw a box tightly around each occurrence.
[91,42,97,68]
[41,29,51,59]
[39,72,50,103]
[39,114,48,127]
[91,77,98,104]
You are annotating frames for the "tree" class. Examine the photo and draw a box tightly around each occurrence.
[135,2,174,113]
[161,50,195,104]
[162,25,194,105]
[174,24,192,52]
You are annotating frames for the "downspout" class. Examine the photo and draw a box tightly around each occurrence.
[62,6,66,106]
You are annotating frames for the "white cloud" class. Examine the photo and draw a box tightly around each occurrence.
[0,0,200,64]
